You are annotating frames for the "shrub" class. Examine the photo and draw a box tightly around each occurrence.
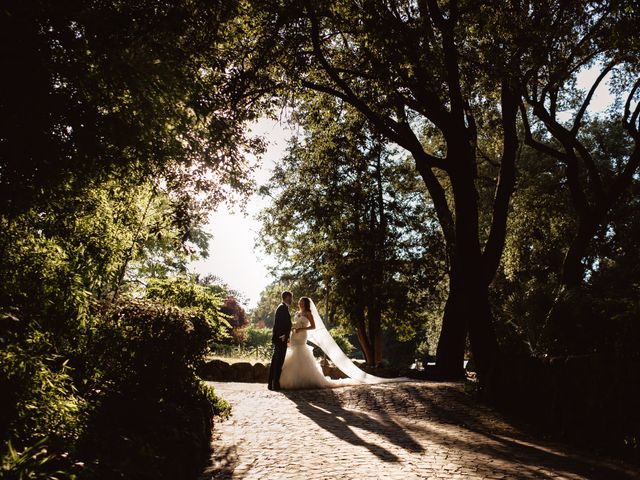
[328,326,354,357]
[244,326,272,349]
[230,326,247,345]
[76,300,227,480]
[311,326,354,359]
[0,330,85,448]
[1,438,78,480]
[145,276,230,341]
[0,323,86,480]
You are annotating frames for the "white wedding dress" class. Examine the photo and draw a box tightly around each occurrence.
[279,300,407,389]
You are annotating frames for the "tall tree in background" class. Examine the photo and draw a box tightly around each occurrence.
[243,0,524,379]
[513,2,640,348]
[0,0,267,326]
[242,0,636,380]
[259,98,446,366]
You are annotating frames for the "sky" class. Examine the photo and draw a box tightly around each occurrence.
[190,118,293,309]
[191,67,616,310]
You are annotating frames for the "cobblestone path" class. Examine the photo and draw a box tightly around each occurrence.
[201,381,639,480]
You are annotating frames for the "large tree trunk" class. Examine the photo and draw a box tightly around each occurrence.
[435,156,500,380]
[560,216,598,288]
[368,304,383,366]
[354,318,375,366]
[435,274,468,378]
[352,278,375,365]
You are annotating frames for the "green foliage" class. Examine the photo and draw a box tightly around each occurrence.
[326,326,354,358]
[145,276,231,341]
[493,123,640,358]
[77,300,224,480]
[1,0,261,217]
[89,300,213,394]
[0,331,85,447]
[490,146,575,355]
[258,100,446,364]
[250,281,302,328]
[0,217,91,337]
[1,438,77,480]
[210,323,273,361]
[199,381,232,419]
[244,326,272,349]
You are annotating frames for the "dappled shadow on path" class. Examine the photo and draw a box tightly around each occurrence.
[283,388,424,462]
[379,383,638,480]
[200,381,640,479]
[287,382,638,479]
[199,443,239,480]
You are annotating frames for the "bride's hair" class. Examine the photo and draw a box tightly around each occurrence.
[300,297,311,312]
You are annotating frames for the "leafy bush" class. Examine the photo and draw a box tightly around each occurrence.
[0,331,85,447]
[229,326,247,345]
[311,326,354,359]
[328,326,354,357]
[244,326,272,349]
[1,298,231,480]
[77,300,226,480]
[1,438,78,480]
[145,277,230,341]
[0,329,85,480]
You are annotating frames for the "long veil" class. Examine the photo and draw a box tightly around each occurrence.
[307,299,407,384]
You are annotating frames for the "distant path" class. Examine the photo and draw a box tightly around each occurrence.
[201,381,638,480]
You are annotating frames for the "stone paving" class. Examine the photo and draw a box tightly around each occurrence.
[201,381,639,480]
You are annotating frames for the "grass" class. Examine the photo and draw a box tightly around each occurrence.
[208,343,272,364]
[206,355,269,365]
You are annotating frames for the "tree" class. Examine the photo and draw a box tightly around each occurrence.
[0,0,261,218]
[241,0,638,381]
[221,296,249,329]
[250,281,291,328]
[511,2,639,345]
[259,98,446,365]
[145,276,231,340]
[490,144,575,355]
[242,0,527,379]
[516,2,639,288]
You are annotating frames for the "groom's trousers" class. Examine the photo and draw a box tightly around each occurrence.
[268,341,287,389]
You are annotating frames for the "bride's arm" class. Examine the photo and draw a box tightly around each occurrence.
[301,311,315,330]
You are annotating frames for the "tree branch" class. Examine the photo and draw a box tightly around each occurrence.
[426,0,466,132]
[571,61,616,135]
[623,77,640,140]
[519,101,566,161]
[413,152,456,254]
[482,82,518,285]
[529,97,605,204]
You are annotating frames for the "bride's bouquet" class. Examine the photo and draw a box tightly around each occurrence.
[291,317,305,333]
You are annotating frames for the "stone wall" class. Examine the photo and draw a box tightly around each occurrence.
[198,358,438,384]
[198,359,350,383]
[198,359,434,384]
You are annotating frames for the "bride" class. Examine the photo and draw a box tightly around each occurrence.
[278,297,405,389]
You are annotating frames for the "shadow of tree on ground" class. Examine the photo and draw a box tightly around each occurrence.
[283,382,638,480]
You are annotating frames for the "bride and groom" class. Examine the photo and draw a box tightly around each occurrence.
[267,291,404,390]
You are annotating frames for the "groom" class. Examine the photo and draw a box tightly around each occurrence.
[267,291,292,391]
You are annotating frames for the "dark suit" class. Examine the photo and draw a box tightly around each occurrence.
[268,302,291,389]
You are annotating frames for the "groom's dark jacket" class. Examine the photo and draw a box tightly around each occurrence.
[272,303,291,344]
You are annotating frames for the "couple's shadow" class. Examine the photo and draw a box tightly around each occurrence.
[282,387,423,462]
